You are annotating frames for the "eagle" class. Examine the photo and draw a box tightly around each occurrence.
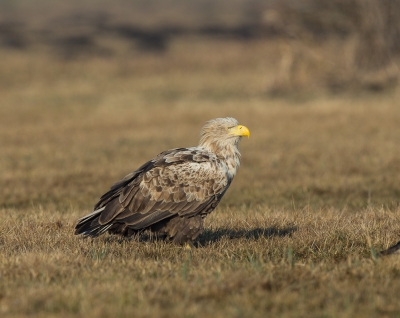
[75,117,250,246]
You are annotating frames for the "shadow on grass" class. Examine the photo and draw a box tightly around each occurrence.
[196,226,297,246]
[99,226,297,246]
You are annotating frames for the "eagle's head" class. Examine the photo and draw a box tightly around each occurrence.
[198,117,250,156]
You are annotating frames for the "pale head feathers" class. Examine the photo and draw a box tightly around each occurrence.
[198,117,249,178]
[199,117,243,153]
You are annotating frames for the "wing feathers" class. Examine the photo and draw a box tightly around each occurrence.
[98,199,125,225]
[128,211,172,229]
[75,147,230,237]
[120,180,140,203]
[77,206,105,223]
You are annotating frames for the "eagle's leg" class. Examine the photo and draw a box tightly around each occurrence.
[165,215,204,246]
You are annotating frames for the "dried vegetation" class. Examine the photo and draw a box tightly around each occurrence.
[1,0,400,317]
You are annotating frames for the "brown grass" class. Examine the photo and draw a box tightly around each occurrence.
[1,36,400,317]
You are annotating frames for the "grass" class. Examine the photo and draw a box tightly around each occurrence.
[2,207,400,317]
[1,37,400,317]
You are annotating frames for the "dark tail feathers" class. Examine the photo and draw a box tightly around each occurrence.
[74,207,112,237]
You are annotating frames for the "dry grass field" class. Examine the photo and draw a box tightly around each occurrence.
[1,5,400,316]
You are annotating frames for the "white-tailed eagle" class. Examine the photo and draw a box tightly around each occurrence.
[75,117,250,245]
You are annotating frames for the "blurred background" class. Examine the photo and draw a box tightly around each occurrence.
[1,0,400,93]
[1,0,400,212]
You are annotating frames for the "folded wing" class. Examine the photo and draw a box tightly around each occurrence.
[75,148,229,237]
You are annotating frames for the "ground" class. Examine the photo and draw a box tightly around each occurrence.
[1,38,400,317]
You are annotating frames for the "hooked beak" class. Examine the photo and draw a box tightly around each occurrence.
[229,125,250,138]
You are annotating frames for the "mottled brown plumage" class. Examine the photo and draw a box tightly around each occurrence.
[75,117,250,245]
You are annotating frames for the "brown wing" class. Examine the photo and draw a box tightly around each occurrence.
[75,148,229,236]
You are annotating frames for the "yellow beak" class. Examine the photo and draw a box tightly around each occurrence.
[229,125,250,138]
